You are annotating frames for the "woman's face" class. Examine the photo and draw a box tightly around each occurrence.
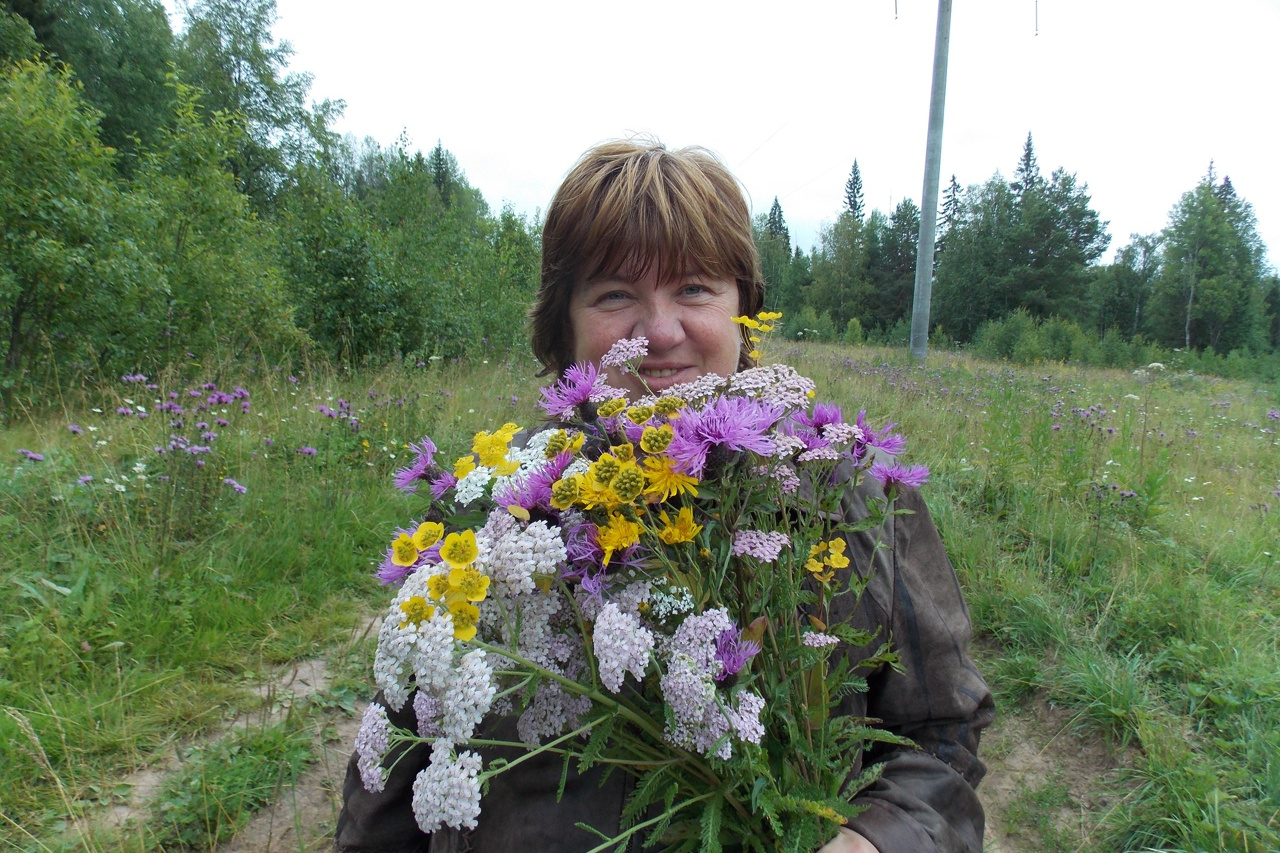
[568,266,742,399]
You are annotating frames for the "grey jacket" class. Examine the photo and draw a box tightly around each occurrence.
[336,472,993,853]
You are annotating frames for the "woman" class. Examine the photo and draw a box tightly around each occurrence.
[336,139,993,853]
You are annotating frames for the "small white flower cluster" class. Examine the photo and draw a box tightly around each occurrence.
[373,571,457,711]
[593,602,655,693]
[731,529,792,562]
[354,702,392,793]
[802,632,841,648]
[454,465,494,505]
[479,513,565,598]
[648,584,695,627]
[601,336,650,368]
[656,608,765,760]
[728,364,816,410]
[657,372,729,404]
[822,422,863,446]
[412,740,484,832]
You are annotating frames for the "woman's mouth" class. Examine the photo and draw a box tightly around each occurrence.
[639,367,681,379]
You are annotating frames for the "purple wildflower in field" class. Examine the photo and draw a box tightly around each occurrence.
[666,395,780,477]
[1268,410,1280,421]
[121,373,147,383]
[714,628,760,681]
[116,406,133,416]
[289,376,299,384]
[296,446,318,457]
[215,418,230,427]
[264,438,274,446]
[223,477,247,494]
[539,362,613,418]
[78,475,93,484]
[393,438,439,493]
[600,336,649,369]
[17,449,43,461]
[869,461,930,490]
[68,423,83,434]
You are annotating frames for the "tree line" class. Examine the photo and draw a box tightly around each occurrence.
[1,0,540,408]
[4,0,1277,405]
[760,134,1279,372]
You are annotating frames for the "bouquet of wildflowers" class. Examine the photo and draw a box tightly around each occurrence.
[356,314,927,852]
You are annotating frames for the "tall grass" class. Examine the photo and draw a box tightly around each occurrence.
[2,343,1278,850]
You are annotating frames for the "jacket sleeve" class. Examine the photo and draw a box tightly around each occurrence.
[841,483,995,853]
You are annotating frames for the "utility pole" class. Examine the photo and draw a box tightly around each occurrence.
[910,0,953,360]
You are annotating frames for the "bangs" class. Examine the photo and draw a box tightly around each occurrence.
[572,146,753,286]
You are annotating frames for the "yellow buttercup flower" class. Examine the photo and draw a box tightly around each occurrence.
[448,566,491,602]
[399,595,436,627]
[448,601,481,641]
[440,529,479,569]
[391,533,419,567]
[805,538,845,584]
[657,506,702,545]
[454,455,477,479]
[642,455,699,502]
[412,521,444,551]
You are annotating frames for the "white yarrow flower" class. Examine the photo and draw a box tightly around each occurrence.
[411,741,483,832]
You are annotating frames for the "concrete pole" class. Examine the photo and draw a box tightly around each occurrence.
[910,0,954,360]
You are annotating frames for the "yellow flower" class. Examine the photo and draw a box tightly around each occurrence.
[412,521,444,551]
[625,405,654,425]
[611,460,645,503]
[825,538,850,570]
[610,442,635,462]
[653,397,685,417]
[639,424,674,454]
[391,533,419,567]
[399,595,436,627]
[473,423,522,470]
[657,506,702,545]
[454,455,477,479]
[448,566,491,602]
[440,529,479,569]
[550,475,580,510]
[597,512,643,566]
[590,454,621,486]
[448,601,481,641]
[597,398,627,418]
[804,538,845,584]
[642,455,699,502]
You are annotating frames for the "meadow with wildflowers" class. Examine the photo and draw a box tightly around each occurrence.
[1,344,1278,851]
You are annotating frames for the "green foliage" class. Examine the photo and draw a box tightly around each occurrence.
[0,8,40,63]
[0,59,163,394]
[131,77,302,364]
[19,0,175,163]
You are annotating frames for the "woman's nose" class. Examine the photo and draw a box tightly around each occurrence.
[636,301,684,349]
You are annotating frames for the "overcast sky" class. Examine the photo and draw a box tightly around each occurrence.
[168,0,1278,268]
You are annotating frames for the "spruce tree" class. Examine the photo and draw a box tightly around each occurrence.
[1012,132,1040,198]
[844,160,864,221]
[765,197,790,250]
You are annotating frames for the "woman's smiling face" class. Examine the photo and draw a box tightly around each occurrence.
[568,266,742,399]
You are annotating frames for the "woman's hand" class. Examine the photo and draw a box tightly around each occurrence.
[817,827,880,853]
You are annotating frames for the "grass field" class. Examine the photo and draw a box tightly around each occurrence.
[2,344,1277,851]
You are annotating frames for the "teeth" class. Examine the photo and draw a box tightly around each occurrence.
[641,368,679,378]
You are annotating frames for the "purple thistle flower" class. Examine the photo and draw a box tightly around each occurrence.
[296,446,318,457]
[223,477,247,494]
[116,407,133,416]
[714,628,761,681]
[429,470,457,500]
[17,449,44,462]
[264,437,274,447]
[539,362,611,418]
[78,474,93,484]
[215,418,230,427]
[666,395,781,477]
[869,461,930,490]
[68,423,84,435]
[1268,410,1280,421]
[392,438,438,493]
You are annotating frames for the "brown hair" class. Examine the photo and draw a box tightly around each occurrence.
[530,139,765,376]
